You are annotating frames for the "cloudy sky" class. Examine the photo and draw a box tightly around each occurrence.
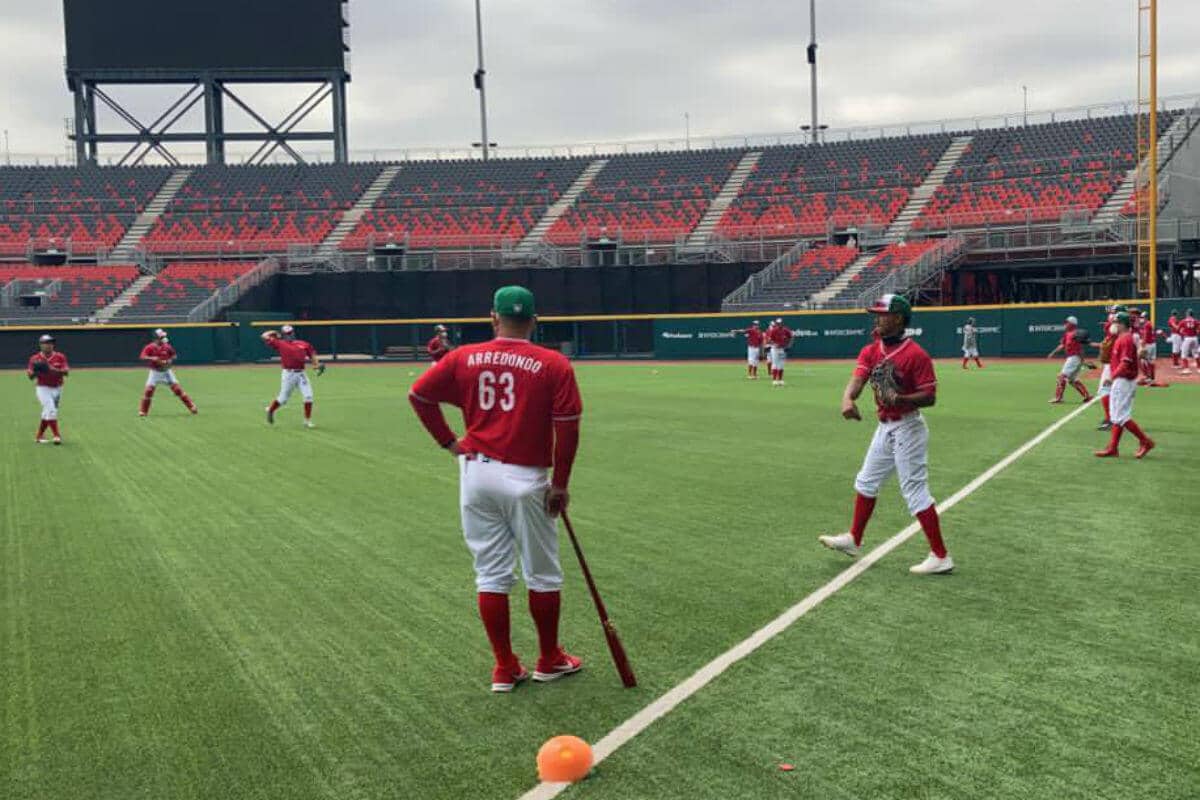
[1,0,1198,163]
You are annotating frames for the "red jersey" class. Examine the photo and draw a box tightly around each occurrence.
[27,351,69,387]
[1138,321,1156,345]
[854,337,937,422]
[427,336,449,362]
[1110,332,1139,380]
[1167,315,1179,335]
[140,341,176,370]
[410,337,582,468]
[1179,317,1200,338]
[744,327,765,347]
[1060,328,1083,357]
[769,325,793,349]
[266,337,315,370]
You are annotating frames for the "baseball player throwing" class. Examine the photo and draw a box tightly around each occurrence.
[27,334,69,444]
[261,324,324,428]
[1046,316,1092,404]
[409,286,584,693]
[735,320,765,380]
[427,324,452,364]
[819,295,952,575]
[138,328,198,416]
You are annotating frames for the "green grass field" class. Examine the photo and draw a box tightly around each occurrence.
[2,360,1197,800]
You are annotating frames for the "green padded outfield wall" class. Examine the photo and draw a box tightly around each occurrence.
[651,300,1187,359]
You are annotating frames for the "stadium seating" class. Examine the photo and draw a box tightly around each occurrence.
[715,134,950,239]
[115,261,259,319]
[547,150,742,244]
[0,166,171,256]
[826,240,942,304]
[0,264,140,321]
[143,164,382,253]
[914,112,1181,230]
[344,158,587,249]
[745,244,860,306]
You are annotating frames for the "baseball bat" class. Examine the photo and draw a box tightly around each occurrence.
[561,510,637,688]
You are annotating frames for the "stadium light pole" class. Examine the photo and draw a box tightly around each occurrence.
[1022,85,1028,127]
[473,0,490,162]
[808,0,819,144]
[684,112,690,149]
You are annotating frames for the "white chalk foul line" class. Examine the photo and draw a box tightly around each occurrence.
[518,399,1096,800]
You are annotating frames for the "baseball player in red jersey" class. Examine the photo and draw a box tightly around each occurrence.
[1095,312,1155,459]
[819,295,953,575]
[427,324,452,363]
[138,328,198,416]
[409,286,584,693]
[27,334,69,444]
[1180,309,1200,373]
[1166,309,1182,369]
[1132,311,1161,386]
[1046,316,1092,403]
[261,324,324,427]
[768,317,794,386]
[734,320,765,379]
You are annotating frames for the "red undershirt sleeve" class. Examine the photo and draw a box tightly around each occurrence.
[409,394,457,448]
[552,418,580,490]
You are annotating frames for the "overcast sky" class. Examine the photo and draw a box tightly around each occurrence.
[1,0,1198,163]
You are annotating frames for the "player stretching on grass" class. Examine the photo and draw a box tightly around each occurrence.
[961,316,984,369]
[735,320,764,379]
[1094,311,1155,459]
[427,324,452,364]
[27,334,68,445]
[138,328,197,416]
[1046,316,1092,404]
[262,324,324,428]
[818,294,953,575]
[409,286,584,693]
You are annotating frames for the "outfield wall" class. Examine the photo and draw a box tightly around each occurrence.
[0,299,1194,367]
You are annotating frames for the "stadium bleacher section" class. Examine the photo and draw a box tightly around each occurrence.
[0,167,171,256]
[715,134,951,239]
[113,261,259,319]
[142,164,382,254]
[0,265,140,322]
[546,150,742,244]
[826,240,942,304]
[913,112,1180,230]
[342,158,588,249]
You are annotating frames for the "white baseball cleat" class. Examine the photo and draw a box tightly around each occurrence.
[52,436,62,446]
[909,552,954,575]
[304,421,315,429]
[818,533,860,557]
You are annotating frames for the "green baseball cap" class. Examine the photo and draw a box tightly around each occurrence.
[868,293,912,318]
[1113,311,1131,327]
[493,285,536,319]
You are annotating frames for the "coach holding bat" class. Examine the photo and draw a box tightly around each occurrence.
[409,286,586,693]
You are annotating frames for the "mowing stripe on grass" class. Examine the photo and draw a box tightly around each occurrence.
[519,399,1097,800]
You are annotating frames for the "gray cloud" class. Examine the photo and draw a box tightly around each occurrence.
[0,0,1196,163]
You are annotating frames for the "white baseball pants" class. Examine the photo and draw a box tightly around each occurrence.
[1141,344,1157,362]
[459,455,561,594]
[1097,364,1113,398]
[770,348,786,371]
[854,413,935,516]
[1109,377,1136,426]
[962,347,979,358]
[747,346,760,366]
[35,386,62,420]
[1182,337,1199,360]
[145,369,178,387]
[1059,355,1083,381]
[1169,333,1181,355]
[277,370,313,404]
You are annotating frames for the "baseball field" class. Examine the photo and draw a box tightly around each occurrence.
[2,360,1197,800]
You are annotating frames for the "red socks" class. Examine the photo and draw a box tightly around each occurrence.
[1106,423,1124,451]
[141,386,155,414]
[974,358,984,368]
[777,369,784,382]
[1100,394,1111,422]
[1071,380,1091,400]
[36,420,48,439]
[48,420,60,438]
[478,592,514,667]
[171,384,194,409]
[268,400,281,413]
[1054,376,1067,401]
[962,358,968,369]
[528,590,561,664]
[915,505,947,558]
[850,493,876,545]
[303,401,313,420]
[1123,419,1150,445]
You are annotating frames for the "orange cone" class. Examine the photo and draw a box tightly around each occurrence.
[536,735,593,783]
